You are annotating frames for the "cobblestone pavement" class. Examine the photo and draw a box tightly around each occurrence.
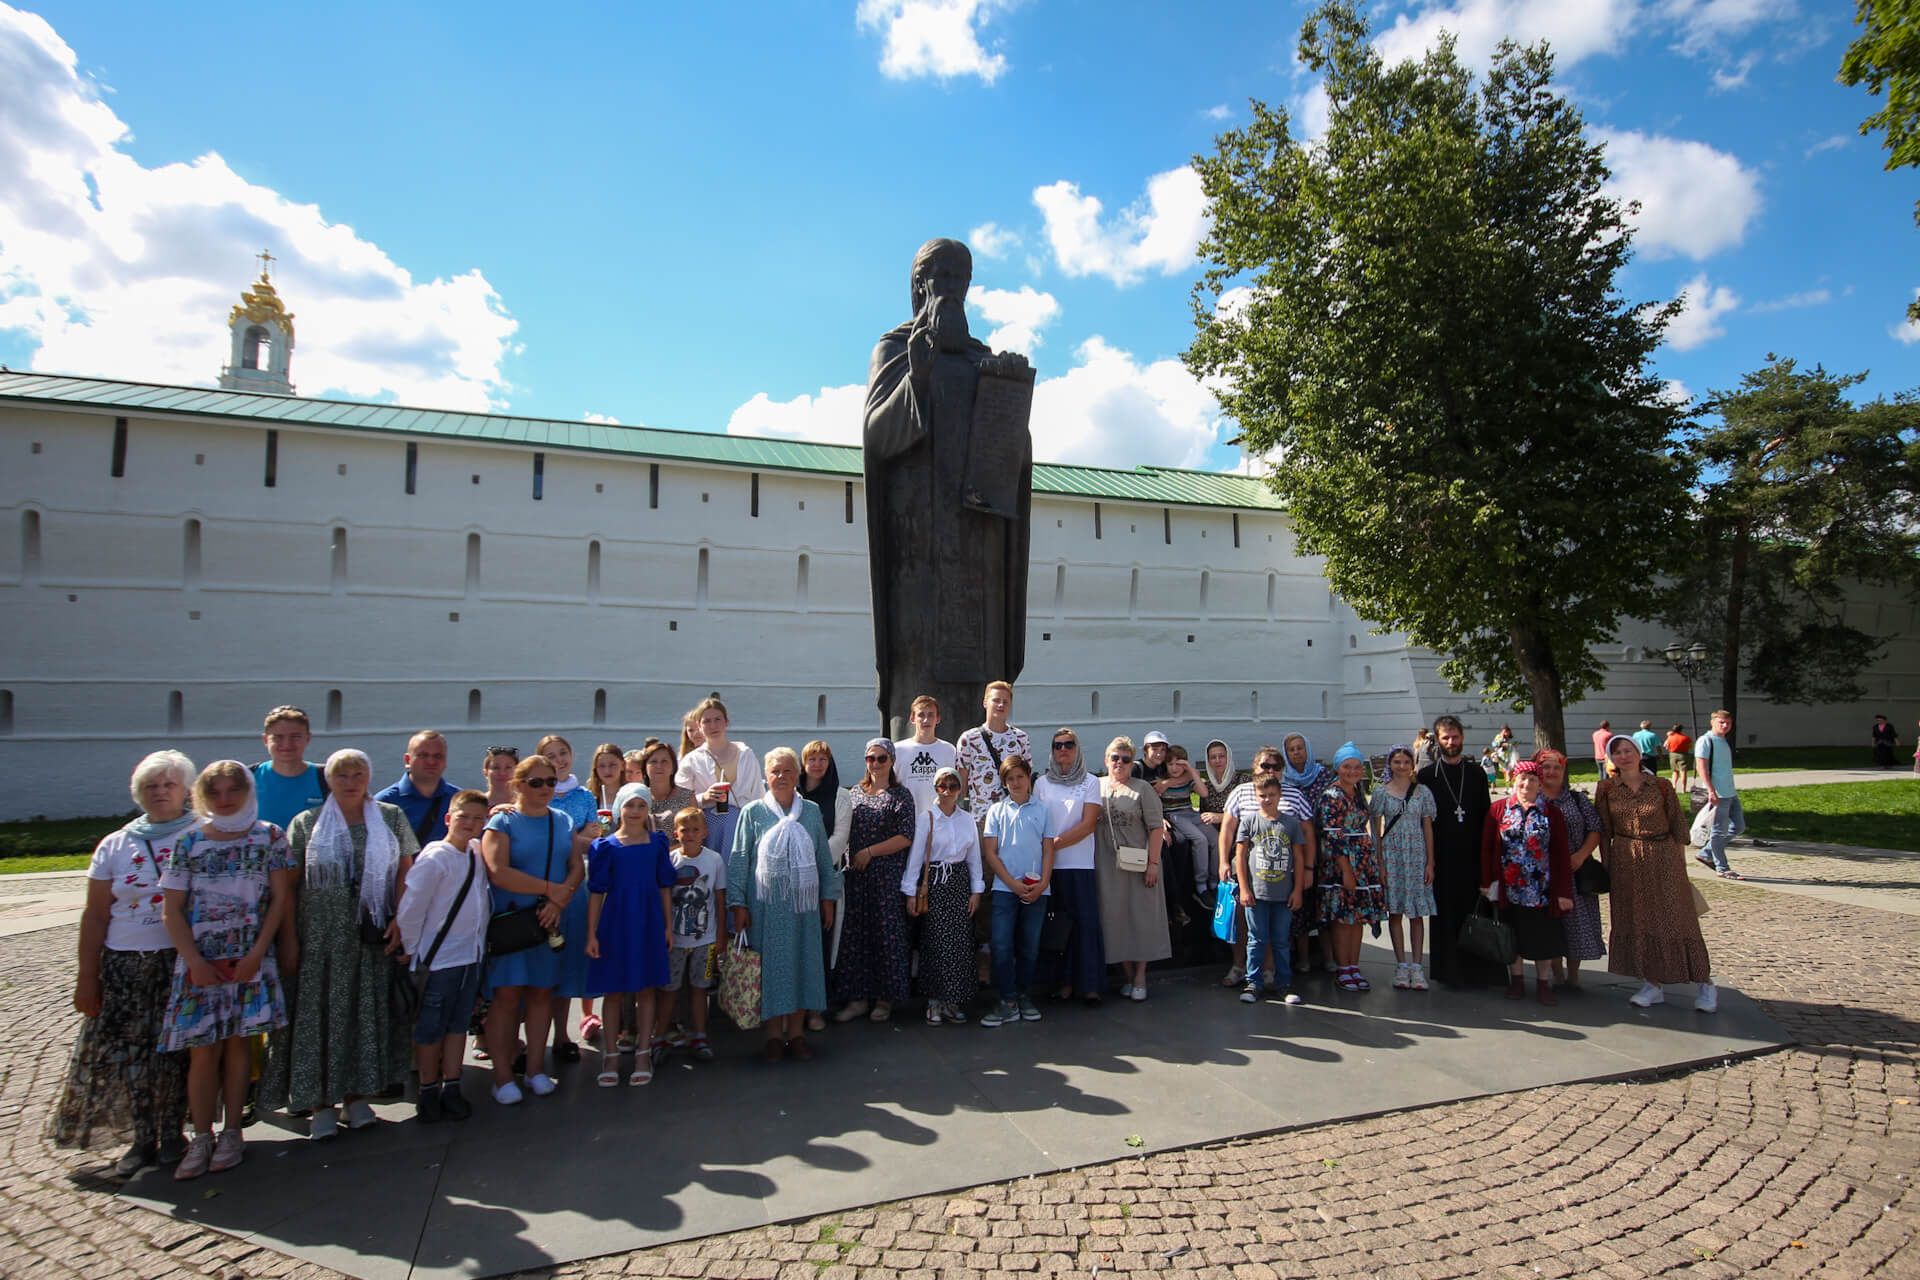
[1703,845,1920,908]
[3,877,1915,1280]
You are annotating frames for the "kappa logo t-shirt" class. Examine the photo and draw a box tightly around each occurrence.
[893,737,957,814]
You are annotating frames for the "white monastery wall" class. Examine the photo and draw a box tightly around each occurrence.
[2,397,1913,821]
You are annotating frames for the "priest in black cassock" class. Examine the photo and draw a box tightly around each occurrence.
[1419,714,1505,987]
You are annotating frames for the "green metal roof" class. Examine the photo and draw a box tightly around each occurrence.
[0,370,1283,511]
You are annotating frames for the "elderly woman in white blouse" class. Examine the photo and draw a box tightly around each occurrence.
[900,766,984,1025]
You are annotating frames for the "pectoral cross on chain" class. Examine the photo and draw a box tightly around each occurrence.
[1455,805,1466,824]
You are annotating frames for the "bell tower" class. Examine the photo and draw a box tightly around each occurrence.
[218,251,296,395]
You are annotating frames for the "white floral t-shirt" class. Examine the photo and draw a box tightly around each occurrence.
[88,827,185,951]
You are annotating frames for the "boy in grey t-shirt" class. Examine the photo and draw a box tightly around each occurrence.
[1234,774,1307,1004]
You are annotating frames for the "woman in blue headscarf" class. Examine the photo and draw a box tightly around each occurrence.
[1280,733,1333,975]
[1317,743,1387,992]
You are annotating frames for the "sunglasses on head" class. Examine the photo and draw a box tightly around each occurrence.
[521,776,556,788]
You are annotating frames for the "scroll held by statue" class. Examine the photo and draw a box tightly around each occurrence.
[962,364,1036,520]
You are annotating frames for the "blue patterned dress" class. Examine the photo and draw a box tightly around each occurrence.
[156,822,295,1050]
[1547,786,1606,961]
[728,796,843,1021]
[1314,785,1386,927]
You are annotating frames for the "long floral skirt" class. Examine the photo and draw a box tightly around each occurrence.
[916,865,977,1006]
[831,851,911,1005]
[47,948,187,1150]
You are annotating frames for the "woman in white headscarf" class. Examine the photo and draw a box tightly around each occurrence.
[260,749,418,1139]
[728,747,843,1061]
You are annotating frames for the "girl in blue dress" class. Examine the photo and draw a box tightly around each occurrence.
[586,784,676,1086]
[479,754,581,1105]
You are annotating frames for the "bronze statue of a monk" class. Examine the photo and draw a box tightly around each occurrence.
[863,238,1035,740]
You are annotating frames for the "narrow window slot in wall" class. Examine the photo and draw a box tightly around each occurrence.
[1163,508,1172,545]
[1053,564,1066,612]
[1349,634,1357,649]
[1173,690,1183,718]
[1363,664,1373,686]
[593,688,608,725]
[1094,503,1103,539]
[336,463,348,476]
[1267,573,1277,617]
[1232,513,1241,548]
[1251,690,1260,720]
[263,430,278,487]
[167,690,184,733]
[1320,690,1329,719]
[465,533,481,593]
[111,417,127,478]
[326,689,342,731]
[1199,570,1210,615]
[649,464,660,509]
[0,689,11,736]
[330,526,348,592]
[1128,568,1140,617]
[816,694,827,727]
[1091,690,1101,718]
[796,553,810,609]
[22,510,42,583]
[532,452,545,500]
[750,472,760,517]
[587,540,602,600]
[467,689,482,725]
[696,547,710,607]
[405,442,418,495]
[844,481,855,524]
[183,519,202,588]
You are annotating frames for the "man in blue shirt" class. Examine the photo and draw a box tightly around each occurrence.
[253,704,327,830]
[1690,710,1744,877]
[375,729,460,844]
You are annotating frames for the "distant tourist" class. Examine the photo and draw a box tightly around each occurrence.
[158,761,296,1179]
[1590,718,1613,784]
[727,747,841,1062]
[1691,711,1744,879]
[894,695,957,815]
[1664,725,1692,792]
[1097,737,1170,1002]
[393,790,492,1123]
[1412,728,1436,772]
[830,739,916,1023]
[956,681,1032,816]
[1533,749,1605,990]
[1479,760,1571,1006]
[1871,714,1899,769]
[1631,721,1661,776]
[1595,735,1717,1012]
[263,749,418,1139]
[375,730,459,846]
[1369,745,1436,991]
[48,750,197,1175]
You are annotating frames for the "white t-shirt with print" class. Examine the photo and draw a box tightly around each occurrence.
[88,828,185,952]
[670,847,727,949]
[893,737,957,815]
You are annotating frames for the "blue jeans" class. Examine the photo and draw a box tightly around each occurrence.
[1242,898,1294,991]
[1691,794,1745,872]
[990,890,1047,1001]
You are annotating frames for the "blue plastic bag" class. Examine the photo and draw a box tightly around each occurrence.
[1211,879,1240,944]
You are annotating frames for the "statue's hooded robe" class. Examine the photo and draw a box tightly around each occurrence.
[862,247,1031,736]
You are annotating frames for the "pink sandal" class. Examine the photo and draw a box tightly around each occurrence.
[580,1013,603,1045]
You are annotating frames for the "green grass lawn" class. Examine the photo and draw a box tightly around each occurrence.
[1738,779,1920,852]
[1730,745,1906,774]
[0,813,130,871]
[0,853,94,874]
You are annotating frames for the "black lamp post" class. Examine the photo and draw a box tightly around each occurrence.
[1661,640,1710,739]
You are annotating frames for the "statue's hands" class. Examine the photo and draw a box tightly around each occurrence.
[978,351,1033,379]
[908,293,940,387]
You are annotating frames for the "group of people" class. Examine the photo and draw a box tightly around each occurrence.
[47,687,1721,1188]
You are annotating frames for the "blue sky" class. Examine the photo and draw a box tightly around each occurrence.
[0,1,1914,471]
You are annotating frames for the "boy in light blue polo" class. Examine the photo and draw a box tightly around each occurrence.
[1691,710,1744,876]
[978,756,1056,1028]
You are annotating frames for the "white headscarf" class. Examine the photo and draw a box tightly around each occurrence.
[754,792,819,914]
[305,749,402,930]
[1203,739,1236,791]
[195,760,259,837]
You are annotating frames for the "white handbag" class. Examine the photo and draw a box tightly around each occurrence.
[1105,791,1151,873]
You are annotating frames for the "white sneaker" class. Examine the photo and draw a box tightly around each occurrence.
[1629,982,1665,1008]
[491,1081,523,1106]
[1119,984,1136,1000]
[1408,964,1428,991]
[527,1073,557,1097]
[1129,984,1147,1002]
[1392,962,1412,990]
[308,1108,339,1140]
[1694,982,1718,1013]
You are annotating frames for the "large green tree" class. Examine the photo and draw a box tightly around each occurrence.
[1840,0,1920,320]
[1186,1,1691,753]
[1663,357,1920,722]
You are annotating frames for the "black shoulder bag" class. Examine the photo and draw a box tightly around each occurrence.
[395,850,480,1025]
[485,815,556,956]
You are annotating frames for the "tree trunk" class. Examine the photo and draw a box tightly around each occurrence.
[1509,621,1566,755]
[1720,519,1749,724]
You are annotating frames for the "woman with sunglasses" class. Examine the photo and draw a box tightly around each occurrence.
[479,754,583,1104]
[901,766,984,1024]
[1033,728,1104,1004]
[830,739,917,1023]
[1097,737,1170,1000]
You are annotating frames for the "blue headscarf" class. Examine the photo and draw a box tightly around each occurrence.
[1281,732,1323,788]
[1330,741,1366,768]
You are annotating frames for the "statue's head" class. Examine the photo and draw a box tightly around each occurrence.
[911,238,972,313]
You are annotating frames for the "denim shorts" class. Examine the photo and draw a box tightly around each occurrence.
[414,961,483,1045]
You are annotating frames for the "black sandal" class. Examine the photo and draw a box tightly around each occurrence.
[553,1040,582,1064]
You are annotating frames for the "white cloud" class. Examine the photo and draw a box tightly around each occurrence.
[725,382,868,446]
[1660,0,1797,53]
[725,335,1226,468]
[1804,133,1849,158]
[856,0,1011,84]
[968,220,1020,259]
[1213,286,1256,324]
[581,412,620,424]
[1895,292,1920,346]
[1710,53,1756,89]
[1749,287,1831,313]
[1596,128,1761,260]
[0,6,516,410]
[969,283,1059,355]
[1204,103,1233,121]
[1291,82,1331,144]
[1660,378,1693,409]
[1032,166,1209,287]
[1372,0,1640,71]
[1666,274,1740,351]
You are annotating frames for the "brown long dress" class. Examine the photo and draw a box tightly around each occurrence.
[1594,775,1711,984]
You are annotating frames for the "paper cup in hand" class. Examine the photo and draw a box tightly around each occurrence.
[713,782,732,813]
